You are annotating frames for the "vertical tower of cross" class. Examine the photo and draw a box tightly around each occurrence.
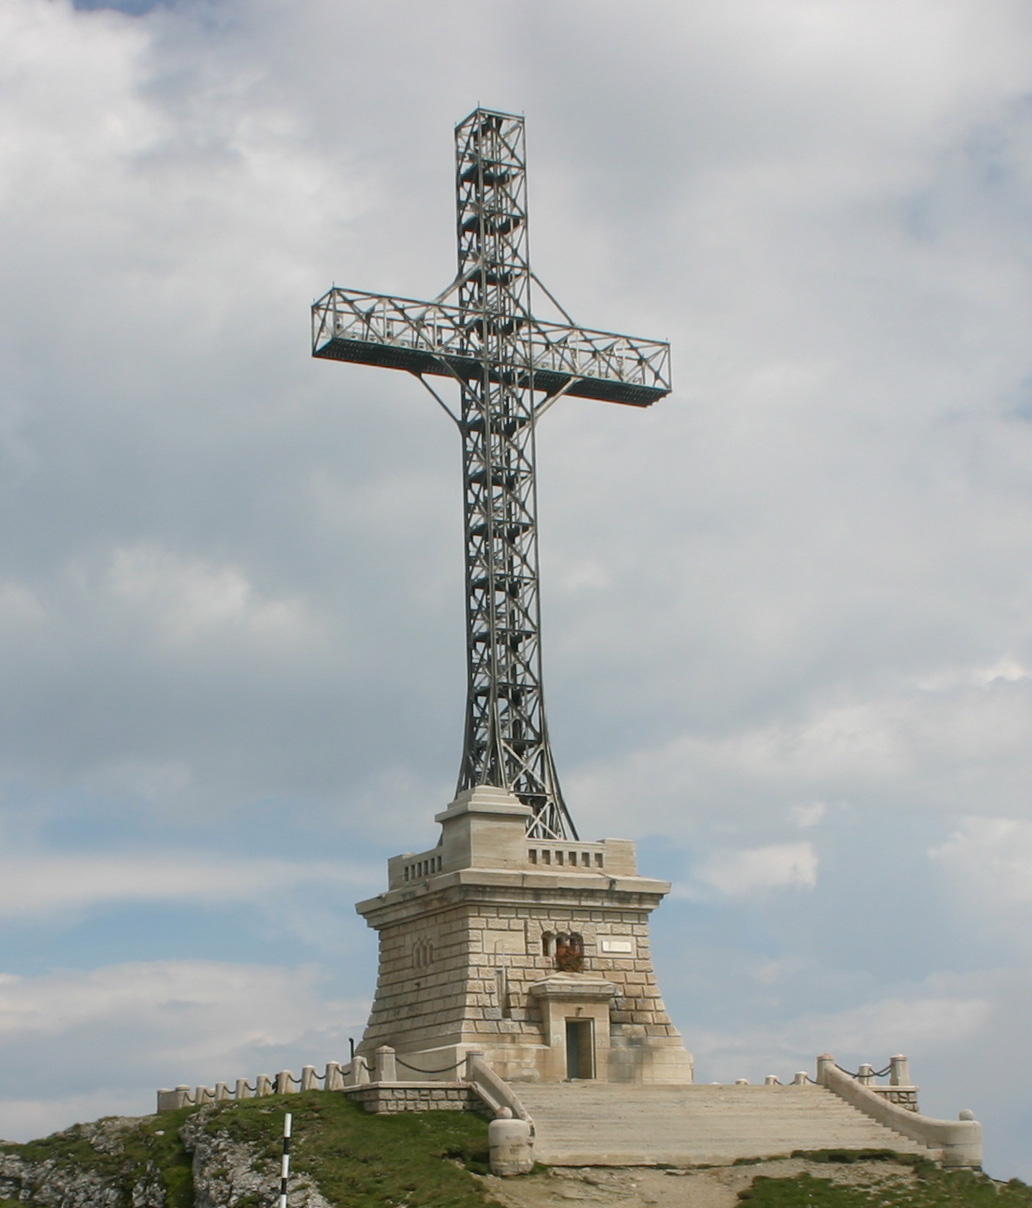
[312,108,671,840]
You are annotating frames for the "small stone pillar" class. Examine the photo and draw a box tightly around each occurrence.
[890,1054,911,1086]
[346,1055,370,1086]
[214,1082,231,1102]
[764,1075,779,1085]
[792,1072,808,1085]
[276,1070,296,1094]
[301,1065,318,1091]
[816,1054,835,1085]
[465,1050,484,1081]
[489,1111,534,1176]
[374,1045,397,1082]
[236,1079,252,1100]
[256,1074,274,1097]
[196,1086,215,1105]
[734,1078,749,1086]
[325,1062,344,1091]
[857,1063,874,1085]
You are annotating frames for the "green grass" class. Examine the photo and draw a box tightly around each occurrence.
[205,1092,496,1207]
[738,1166,1032,1208]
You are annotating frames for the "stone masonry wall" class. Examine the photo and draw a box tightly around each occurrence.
[358,880,685,1077]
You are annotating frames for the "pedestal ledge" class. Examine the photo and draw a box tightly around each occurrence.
[530,974,619,1002]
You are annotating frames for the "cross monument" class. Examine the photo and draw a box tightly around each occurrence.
[313,109,692,1085]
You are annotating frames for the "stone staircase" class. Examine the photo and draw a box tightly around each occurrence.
[511,1082,936,1166]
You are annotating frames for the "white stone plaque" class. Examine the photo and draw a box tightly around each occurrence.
[600,937,635,955]
[485,930,525,955]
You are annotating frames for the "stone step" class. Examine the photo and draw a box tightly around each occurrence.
[509,1082,932,1166]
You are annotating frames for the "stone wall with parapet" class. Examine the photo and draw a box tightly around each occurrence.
[157,1049,483,1116]
[356,880,690,1082]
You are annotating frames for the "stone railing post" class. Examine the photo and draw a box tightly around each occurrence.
[325,1061,344,1091]
[374,1045,397,1083]
[214,1082,231,1102]
[792,1072,808,1085]
[488,1111,534,1176]
[816,1054,835,1085]
[301,1065,318,1091]
[890,1054,911,1086]
[857,1063,874,1085]
[236,1079,252,1100]
[345,1054,370,1086]
[465,1050,484,1082]
[156,1086,193,1112]
[196,1086,215,1105]
[256,1074,274,1097]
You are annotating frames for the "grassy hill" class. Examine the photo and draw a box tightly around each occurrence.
[0,1093,1027,1208]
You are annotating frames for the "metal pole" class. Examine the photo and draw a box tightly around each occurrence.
[278,1112,291,1208]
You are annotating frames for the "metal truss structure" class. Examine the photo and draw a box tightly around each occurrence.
[312,109,672,840]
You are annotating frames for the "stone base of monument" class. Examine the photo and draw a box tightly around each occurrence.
[354,786,693,1086]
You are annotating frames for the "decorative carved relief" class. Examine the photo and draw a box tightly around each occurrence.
[554,931,584,973]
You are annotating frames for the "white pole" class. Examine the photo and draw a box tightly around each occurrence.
[278,1112,292,1208]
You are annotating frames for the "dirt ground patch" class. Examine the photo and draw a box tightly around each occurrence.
[477,1158,921,1208]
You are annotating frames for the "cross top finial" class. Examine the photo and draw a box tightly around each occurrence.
[313,110,671,840]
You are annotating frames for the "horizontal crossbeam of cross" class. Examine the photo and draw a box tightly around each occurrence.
[312,287,671,408]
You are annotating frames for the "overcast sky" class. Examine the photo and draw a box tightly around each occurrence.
[2,0,1032,1179]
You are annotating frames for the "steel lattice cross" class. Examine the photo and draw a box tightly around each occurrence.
[312,108,671,840]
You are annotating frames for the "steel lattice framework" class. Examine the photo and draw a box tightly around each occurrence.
[312,109,671,840]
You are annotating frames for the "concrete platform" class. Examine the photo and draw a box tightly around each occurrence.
[512,1082,934,1166]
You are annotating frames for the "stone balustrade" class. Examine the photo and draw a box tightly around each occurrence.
[526,840,606,870]
[391,848,445,887]
[157,1047,483,1118]
[817,1053,982,1168]
[156,1057,369,1112]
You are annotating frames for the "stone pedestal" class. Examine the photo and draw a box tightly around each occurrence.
[355,787,693,1084]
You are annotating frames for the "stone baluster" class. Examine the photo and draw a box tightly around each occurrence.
[374,1045,397,1083]
[236,1079,252,1100]
[890,1054,911,1086]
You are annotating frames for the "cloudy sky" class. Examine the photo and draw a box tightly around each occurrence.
[2,0,1032,1179]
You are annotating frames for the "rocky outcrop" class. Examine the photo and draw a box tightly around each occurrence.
[182,1109,330,1208]
[0,1110,330,1208]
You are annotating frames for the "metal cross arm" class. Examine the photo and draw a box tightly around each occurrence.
[311,288,671,408]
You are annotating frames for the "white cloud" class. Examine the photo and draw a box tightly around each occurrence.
[0,851,377,919]
[104,544,315,647]
[0,960,369,1139]
[790,802,827,829]
[687,842,818,897]
[930,816,1032,909]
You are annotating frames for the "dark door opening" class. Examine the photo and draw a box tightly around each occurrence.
[565,1018,594,1079]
